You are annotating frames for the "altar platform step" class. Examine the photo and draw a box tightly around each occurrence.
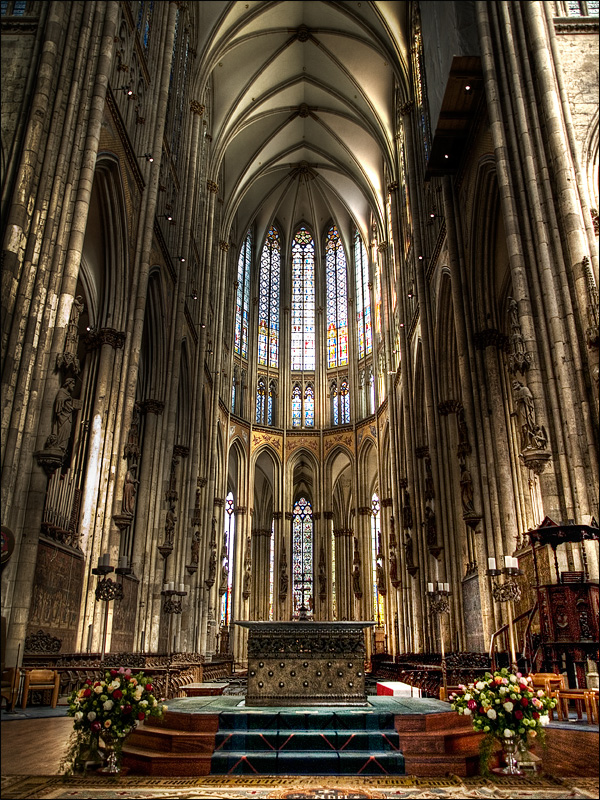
[122,696,485,776]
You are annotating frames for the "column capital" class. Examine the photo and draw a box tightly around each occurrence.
[140,399,165,415]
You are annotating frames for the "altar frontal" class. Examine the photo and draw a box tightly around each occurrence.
[237,621,375,706]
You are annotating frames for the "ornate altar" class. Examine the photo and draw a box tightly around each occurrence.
[526,517,599,687]
[236,621,375,706]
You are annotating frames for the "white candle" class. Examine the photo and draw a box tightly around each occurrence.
[437,581,444,591]
[427,582,434,593]
[102,552,110,566]
[163,583,169,592]
[168,581,174,592]
[118,556,128,569]
[97,556,103,569]
[444,583,449,593]
[178,583,185,593]
[488,557,496,571]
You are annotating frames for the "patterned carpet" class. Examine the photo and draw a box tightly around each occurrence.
[2,775,598,799]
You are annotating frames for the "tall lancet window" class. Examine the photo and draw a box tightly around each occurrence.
[235,230,252,358]
[291,226,316,371]
[258,226,280,367]
[256,377,266,424]
[292,496,313,619]
[268,380,276,426]
[291,383,302,428]
[325,225,349,368]
[221,492,235,627]
[340,379,350,424]
[371,493,385,626]
[304,384,315,427]
[354,231,372,358]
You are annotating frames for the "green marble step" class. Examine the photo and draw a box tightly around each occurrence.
[211,749,405,775]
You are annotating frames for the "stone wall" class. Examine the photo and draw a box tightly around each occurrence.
[0,18,37,173]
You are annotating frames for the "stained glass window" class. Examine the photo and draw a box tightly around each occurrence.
[268,380,276,426]
[413,7,432,164]
[325,225,349,368]
[369,369,376,415]
[374,259,382,338]
[258,226,280,368]
[292,496,313,619]
[291,227,316,371]
[371,494,385,626]
[235,231,252,358]
[292,384,302,428]
[331,381,338,426]
[231,380,236,414]
[354,231,372,358]
[340,379,350,424]
[256,377,266,424]
[304,384,315,427]
[269,521,274,620]
[221,492,235,627]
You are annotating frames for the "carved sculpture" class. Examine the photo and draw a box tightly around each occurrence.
[424,457,435,500]
[456,406,471,456]
[459,459,475,515]
[121,464,139,515]
[164,504,177,546]
[402,489,413,530]
[45,378,79,458]
[512,380,548,451]
[57,295,84,374]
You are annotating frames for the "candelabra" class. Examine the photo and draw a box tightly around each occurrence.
[93,555,130,661]
[427,581,451,698]
[487,556,522,671]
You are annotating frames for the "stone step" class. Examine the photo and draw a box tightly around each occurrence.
[213,729,402,753]
[397,727,484,755]
[127,727,216,753]
[210,749,405,775]
[122,743,213,776]
[394,710,473,733]
[402,751,482,777]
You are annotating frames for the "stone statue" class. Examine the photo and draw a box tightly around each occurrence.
[507,296,520,331]
[389,549,399,586]
[191,530,200,565]
[47,378,77,453]
[164,504,177,546]
[459,460,475,515]
[57,295,84,374]
[425,505,437,549]
[402,489,413,530]
[243,568,252,598]
[219,558,229,595]
[122,464,139,515]
[205,547,217,588]
[352,564,362,597]
[512,380,546,450]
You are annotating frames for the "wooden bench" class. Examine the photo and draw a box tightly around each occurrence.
[556,688,599,725]
[21,668,60,709]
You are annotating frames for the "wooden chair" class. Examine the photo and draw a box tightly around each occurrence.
[556,688,599,724]
[21,669,60,709]
[529,672,566,720]
[1,667,20,712]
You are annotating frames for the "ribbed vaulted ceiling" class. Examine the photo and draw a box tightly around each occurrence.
[195,1,410,254]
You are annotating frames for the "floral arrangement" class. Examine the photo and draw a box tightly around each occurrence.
[61,667,167,774]
[450,667,557,773]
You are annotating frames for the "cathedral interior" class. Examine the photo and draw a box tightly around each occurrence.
[1,0,599,731]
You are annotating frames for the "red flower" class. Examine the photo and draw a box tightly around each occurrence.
[138,711,146,720]
[113,689,123,700]
[521,697,529,707]
[479,707,485,714]
[91,721,102,733]
[533,711,540,719]
[514,710,523,720]
[110,669,118,677]
[123,704,132,714]
[85,680,92,686]
[83,688,92,697]
[145,684,153,692]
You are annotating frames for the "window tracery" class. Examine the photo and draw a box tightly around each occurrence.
[292,496,313,619]
[221,492,235,627]
[258,226,280,368]
[291,226,316,371]
[256,377,267,424]
[371,493,384,626]
[354,231,372,358]
[325,225,349,369]
[235,231,252,359]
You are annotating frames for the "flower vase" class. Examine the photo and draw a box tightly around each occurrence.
[492,735,523,776]
[99,731,128,775]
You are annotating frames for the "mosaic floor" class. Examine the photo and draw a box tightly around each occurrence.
[2,775,598,800]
